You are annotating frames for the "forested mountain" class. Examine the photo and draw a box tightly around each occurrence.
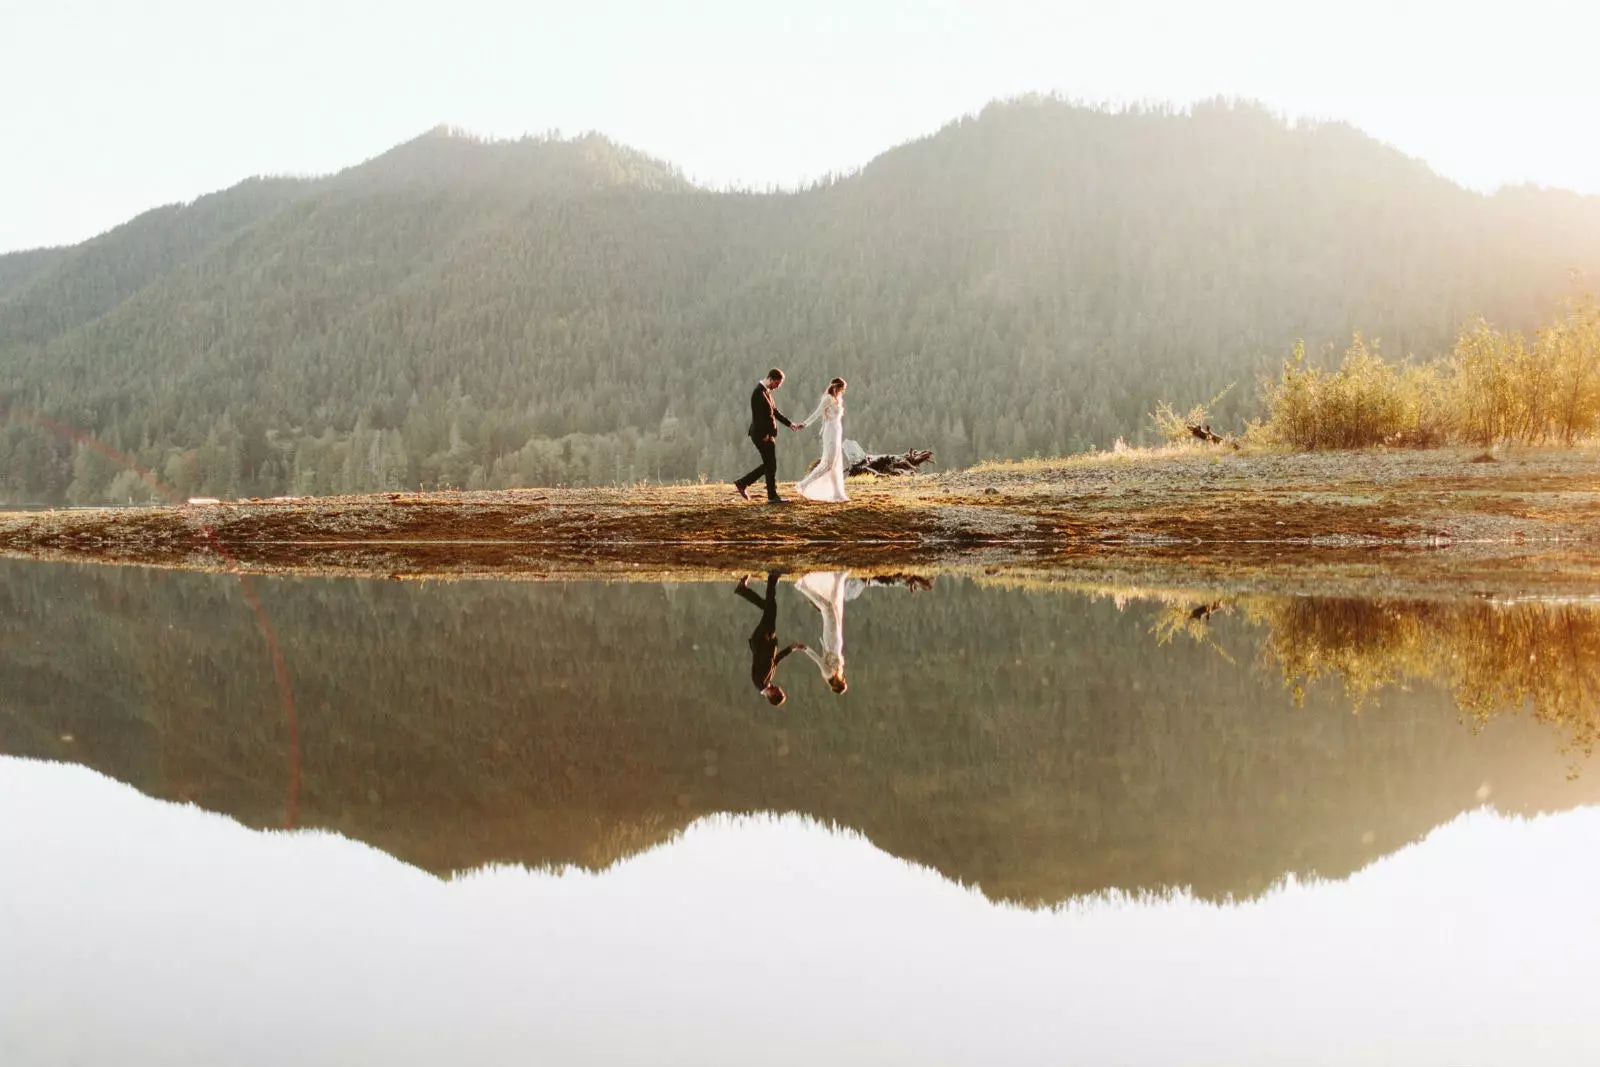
[2,99,1598,503]
[0,247,68,301]
[4,560,1595,903]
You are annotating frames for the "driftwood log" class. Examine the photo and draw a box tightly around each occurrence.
[1187,424,1241,450]
[864,573,935,592]
[847,448,934,477]
[807,441,936,477]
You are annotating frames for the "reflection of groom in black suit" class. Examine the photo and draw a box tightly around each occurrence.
[735,572,805,705]
[733,368,798,503]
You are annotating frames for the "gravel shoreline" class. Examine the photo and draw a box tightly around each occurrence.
[3,445,1597,596]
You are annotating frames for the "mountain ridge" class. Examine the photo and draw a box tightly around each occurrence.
[10,96,1591,264]
[2,97,1598,503]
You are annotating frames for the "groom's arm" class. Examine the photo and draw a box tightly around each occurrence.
[773,404,796,429]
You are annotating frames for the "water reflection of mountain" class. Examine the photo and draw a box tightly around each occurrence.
[2,560,1597,904]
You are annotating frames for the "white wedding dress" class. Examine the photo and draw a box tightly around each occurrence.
[795,393,849,502]
[794,570,863,685]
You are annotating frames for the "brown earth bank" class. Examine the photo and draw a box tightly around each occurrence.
[3,446,1599,597]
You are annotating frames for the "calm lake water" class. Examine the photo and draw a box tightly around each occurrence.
[3,559,1600,1065]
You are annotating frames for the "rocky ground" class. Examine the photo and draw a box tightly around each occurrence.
[3,445,1598,598]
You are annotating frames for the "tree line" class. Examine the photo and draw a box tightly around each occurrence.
[3,98,1598,503]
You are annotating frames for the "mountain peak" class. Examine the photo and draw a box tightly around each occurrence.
[340,127,692,195]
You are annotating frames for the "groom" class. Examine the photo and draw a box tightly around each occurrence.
[734,572,805,705]
[733,368,799,503]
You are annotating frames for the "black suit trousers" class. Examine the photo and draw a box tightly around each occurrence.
[736,435,780,500]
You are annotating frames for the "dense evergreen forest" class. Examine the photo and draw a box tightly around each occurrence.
[3,560,1594,903]
[3,98,1598,503]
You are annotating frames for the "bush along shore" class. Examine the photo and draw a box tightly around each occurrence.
[1243,294,1600,450]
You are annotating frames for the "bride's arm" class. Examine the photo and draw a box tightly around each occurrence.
[795,393,827,429]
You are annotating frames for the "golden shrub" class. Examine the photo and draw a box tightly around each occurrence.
[1259,294,1599,449]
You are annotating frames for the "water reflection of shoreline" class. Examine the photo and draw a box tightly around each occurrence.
[1142,593,1600,761]
[2,560,1598,907]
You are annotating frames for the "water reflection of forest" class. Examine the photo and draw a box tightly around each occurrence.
[1,559,1597,906]
[1147,592,1600,760]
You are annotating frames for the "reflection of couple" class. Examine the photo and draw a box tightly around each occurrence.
[734,571,858,704]
[732,368,850,504]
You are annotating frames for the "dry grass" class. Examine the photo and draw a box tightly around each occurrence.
[1258,295,1600,450]
[968,440,1269,474]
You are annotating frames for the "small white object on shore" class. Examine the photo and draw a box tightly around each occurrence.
[186,497,221,505]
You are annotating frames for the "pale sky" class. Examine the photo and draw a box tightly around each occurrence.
[2,0,1598,253]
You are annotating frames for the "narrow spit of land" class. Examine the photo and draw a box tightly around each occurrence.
[3,446,1599,598]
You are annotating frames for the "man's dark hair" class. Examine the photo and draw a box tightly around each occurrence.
[766,368,785,384]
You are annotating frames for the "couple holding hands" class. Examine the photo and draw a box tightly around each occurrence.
[733,368,850,504]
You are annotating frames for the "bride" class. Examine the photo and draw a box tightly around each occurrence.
[794,377,849,503]
[794,570,860,694]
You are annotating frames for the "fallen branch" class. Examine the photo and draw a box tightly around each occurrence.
[807,441,936,477]
[848,448,935,477]
[866,573,936,591]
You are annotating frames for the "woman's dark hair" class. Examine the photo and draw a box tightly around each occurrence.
[828,377,847,395]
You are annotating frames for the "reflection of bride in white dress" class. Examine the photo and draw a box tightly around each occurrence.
[794,569,868,694]
[794,377,849,503]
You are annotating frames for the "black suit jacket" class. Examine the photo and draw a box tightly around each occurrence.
[747,384,795,441]
[736,575,797,691]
